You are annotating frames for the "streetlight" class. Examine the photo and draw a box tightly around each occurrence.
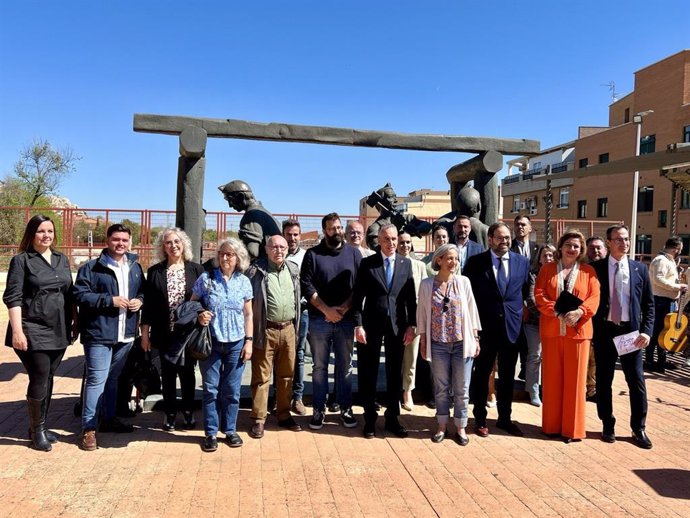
[629,109,654,259]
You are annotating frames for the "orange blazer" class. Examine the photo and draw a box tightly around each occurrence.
[534,262,600,339]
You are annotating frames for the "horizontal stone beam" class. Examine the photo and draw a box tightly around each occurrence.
[133,113,540,155]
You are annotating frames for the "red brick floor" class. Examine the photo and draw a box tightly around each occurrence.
[1,326,690,517]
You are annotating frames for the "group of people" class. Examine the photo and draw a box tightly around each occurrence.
[6,210,685,452]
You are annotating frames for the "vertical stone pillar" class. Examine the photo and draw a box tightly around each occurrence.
[446,150,503,225]
[176,125,207,263]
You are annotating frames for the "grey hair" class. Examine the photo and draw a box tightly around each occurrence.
[155,227,193,263]
[378,223,398,236]
[214,237,250,272]
[432,243,459,270]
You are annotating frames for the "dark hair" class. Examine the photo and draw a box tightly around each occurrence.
[107,223,131,237]
[488,222,510,238]
[321,212,340,230]
[513,214,531,224]
[432,224,448,238]
[456,214,472,224]
[665,236,683,249]
[282,219,301,232]
[586,235,604,246]
[555,229,586,262]
[605,224,629,240]
[19,215,55,252]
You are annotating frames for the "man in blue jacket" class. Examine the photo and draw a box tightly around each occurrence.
[73,224,144,451]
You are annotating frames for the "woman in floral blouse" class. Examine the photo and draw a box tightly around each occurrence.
[416,244,481,445]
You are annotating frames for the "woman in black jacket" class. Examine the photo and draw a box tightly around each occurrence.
[3,215,77,451]
[141,228,204,431]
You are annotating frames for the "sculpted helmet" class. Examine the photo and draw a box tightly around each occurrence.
[218,180,252,196]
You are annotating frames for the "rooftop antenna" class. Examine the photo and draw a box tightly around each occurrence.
[601,81,618,103]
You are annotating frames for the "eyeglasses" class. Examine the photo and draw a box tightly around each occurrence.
[218,251,236,258]
[269,245,287,251]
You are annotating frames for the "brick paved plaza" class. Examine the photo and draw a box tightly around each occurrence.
[1,319,689,517]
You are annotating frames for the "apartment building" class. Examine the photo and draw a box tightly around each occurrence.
[502,50,690,255]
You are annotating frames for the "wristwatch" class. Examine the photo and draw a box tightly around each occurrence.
[244,336,254,341]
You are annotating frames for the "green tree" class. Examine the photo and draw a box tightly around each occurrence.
[13,139,80,206]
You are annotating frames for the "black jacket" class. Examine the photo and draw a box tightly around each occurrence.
[141,260,204,349]
[3,249,74,350]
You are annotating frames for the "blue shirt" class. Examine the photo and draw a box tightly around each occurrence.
[193,269,253,342]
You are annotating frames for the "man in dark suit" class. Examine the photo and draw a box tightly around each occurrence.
[591,224,654,449]
[510,215,540,268]
[464,222,530,437]
[453,215,484,272]
[353,224,417,438]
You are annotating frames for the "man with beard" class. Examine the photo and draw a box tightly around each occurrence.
[463,222,530,438]
[453,215,484,272]
[301,213,362,430]
[585,235,607,401]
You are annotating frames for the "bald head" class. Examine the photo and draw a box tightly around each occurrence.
[266,235,288,266]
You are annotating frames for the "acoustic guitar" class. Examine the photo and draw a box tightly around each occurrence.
[659,270,689,353]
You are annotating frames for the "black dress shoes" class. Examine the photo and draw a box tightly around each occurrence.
[363,422,376,439]
[601,417,616,443]
[632,429,653,449]
[227,432,244,447]
[384,421,408,438]
[496,420,524,437]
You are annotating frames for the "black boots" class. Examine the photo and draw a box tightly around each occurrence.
[27,397,52,451]
[28,379,58,444]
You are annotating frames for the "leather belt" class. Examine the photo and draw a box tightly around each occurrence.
[266,320,293,330]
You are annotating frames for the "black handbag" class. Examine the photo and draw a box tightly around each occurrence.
[132,346,162,398]
[554,290,584,315]
[184,324,213,361]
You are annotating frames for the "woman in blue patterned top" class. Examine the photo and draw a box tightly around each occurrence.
[192,237,253,452]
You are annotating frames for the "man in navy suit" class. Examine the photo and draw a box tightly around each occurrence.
[453,215,484,272]
[353,224,417,438]
[591,224,654,449]
[464,222,530,437]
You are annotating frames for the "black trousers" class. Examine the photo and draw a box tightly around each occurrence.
[594,321,648,432]
[15,348,65,400]
[470,327,519,426]
[646,296,673,365]
[161,356,196,415]
[358,321,404,423]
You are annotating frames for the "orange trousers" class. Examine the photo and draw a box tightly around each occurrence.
[541,337,590,439]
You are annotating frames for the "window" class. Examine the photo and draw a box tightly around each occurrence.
[637,186,654,212]
[532,161,542,173]
[598,153,609,164]
[681,235,690,258]
[640,134,656,155]
[558,187,570,209]
[512,196,520,213]
[597,197,608,218]
[578,158,589,168]
[624,108,630,123]
[684,125,690,143]
[682,190,690,209]
[577,200,587,219]
[635,234,652,256]
[658,210,667,228]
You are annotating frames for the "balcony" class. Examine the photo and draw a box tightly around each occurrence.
[551,161,574,174]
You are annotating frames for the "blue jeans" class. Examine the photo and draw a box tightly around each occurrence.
[523,324,542,398]
[200,338,245,436]
[292,309,309,401]
[430,341,473,428]
[308,314,354,412]
[82,341,134,430]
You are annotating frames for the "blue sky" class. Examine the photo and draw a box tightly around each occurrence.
[1,1,688,217]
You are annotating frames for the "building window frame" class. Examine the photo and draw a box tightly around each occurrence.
[558,187,570,209]
[597,197,608,218]
[598,152,609,164]
[577,200,587,219]
[640,134,656,155]
[637,186,654,212]
[658,210,667,228]
[578,158,588,169]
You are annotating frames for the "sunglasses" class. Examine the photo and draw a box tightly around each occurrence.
[442,296,450,313]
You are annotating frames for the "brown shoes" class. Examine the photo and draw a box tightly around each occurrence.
[278,417,303,432]
[81,430,97,451]
[475,425,489,438]
[291,399,307,416]
[250,422,265,439]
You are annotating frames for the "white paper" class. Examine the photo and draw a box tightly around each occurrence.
[613,330,640,356]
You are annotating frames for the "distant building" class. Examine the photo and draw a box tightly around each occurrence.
[502,50,690,255]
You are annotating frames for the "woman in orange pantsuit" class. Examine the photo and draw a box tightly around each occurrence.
[534,230,600,443]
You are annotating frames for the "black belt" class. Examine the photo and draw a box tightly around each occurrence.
[266,320,293,330]
[607,321,631,327]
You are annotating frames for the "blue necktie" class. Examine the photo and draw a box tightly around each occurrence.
[385,257,393,289]
[497,257,507,297]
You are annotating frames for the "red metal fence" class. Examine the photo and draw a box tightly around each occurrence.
[0,206,624,271]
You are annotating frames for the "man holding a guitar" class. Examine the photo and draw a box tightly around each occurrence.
[647,236,687,373]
